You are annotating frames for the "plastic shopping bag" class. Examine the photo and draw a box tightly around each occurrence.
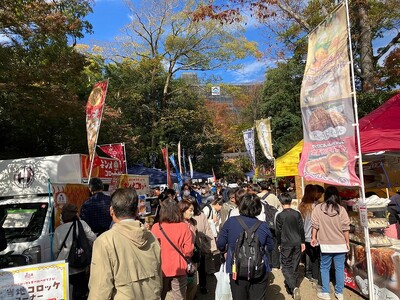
[215,263,232,300]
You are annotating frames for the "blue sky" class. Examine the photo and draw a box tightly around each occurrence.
[79,0,270,84]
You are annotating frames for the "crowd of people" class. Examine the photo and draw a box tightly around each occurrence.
[54,177,353,300]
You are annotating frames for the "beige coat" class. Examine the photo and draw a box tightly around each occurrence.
[193,212,217,253]
[88,220,162,300]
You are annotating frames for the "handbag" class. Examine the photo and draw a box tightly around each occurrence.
[215,263,232,300]
[158,223,197,276]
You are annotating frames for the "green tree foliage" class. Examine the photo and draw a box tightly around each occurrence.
[261,56,305,157]
[117,0,261,107]
[193,0,400,93]
[99,58,224,173]
[0,0,93,158]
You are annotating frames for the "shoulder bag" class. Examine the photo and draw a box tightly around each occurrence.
[158,223,197,276]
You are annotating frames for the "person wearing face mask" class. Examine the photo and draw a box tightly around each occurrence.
[181,183,202,206]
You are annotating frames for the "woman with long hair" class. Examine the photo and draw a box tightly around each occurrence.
[298,184,321,285]
[311,186,350,300]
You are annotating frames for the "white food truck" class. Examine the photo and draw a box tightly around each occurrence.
[0,154,122,265]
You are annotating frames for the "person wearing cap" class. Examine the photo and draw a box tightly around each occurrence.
[53,203,97,300]
[80,178,112,236]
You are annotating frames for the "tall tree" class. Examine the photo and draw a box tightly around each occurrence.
[260,56,305,157]
[192,0,400,92]
[116,0,261,107]
[0,0,94,158]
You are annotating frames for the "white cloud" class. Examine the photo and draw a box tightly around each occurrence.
[228,59,274,83]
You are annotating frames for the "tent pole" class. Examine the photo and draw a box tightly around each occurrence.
[345,0,374,298]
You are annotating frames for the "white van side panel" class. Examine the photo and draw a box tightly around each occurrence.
[0,155,83,197]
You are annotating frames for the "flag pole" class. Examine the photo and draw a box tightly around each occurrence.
[122,142,128,174]
[345,0,374,298]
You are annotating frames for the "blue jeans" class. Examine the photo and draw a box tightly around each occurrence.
[320,252,346,294]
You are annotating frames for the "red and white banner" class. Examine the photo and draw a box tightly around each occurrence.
[86,80,108,177]
[161,147,173,188]
[98,143,127,174]
[298,5,360,186]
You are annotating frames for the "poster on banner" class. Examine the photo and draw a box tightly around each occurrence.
[298,5,360,186]
[98,143,127,174]
[0,261,68,300]
[86,80,108,166]
[243,129,256,169]
[109,174,150,195]
[51,183,90,227]
[255,118,273,160]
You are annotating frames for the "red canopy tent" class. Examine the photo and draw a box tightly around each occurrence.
[359,94,400,154]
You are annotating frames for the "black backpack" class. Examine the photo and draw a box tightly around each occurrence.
[232,217,265,280]
[262,202,278,232]
[61,219,92,268]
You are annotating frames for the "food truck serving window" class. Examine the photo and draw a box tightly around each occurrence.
[0,203,48,242]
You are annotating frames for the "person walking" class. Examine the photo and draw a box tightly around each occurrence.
[275,192,305,300]
[217,193,274,300]
[80,178,112,236]
[88,188,162,300]
[53,204,96,300]
[311,186,350,300]
[152,200,194,300]
[298,184,321,285]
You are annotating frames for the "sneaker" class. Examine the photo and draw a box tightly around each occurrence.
[317,292,331,300]
[293,287,301,300]
[335,293,344,300]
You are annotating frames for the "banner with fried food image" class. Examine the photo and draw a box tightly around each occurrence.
[86,80,108,171]
[298,5,360,186]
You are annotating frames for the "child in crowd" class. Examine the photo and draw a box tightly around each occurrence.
[275,193,305,300]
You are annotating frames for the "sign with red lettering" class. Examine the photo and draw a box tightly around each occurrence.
[109,174,150,195]
[0,261,68,299]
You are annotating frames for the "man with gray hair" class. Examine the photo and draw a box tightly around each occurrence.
[88,188,162,299]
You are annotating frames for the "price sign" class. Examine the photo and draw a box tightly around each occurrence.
[358,203,368,228]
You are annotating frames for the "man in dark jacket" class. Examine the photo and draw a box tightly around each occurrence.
[80,178,112,236]
[276,192,305,300]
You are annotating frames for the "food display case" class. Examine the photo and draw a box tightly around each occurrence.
[344,198,400,299]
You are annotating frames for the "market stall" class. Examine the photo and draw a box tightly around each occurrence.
[343,94,400,299]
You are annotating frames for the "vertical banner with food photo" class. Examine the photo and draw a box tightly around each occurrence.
[86,80,109,179]
[255,118,274,161]
[298,5,360,186]
[243,128,256,170]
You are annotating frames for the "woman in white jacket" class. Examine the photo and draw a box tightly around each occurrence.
[53,204,96,300]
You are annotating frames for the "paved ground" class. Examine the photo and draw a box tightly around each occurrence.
[193,265,364,300]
